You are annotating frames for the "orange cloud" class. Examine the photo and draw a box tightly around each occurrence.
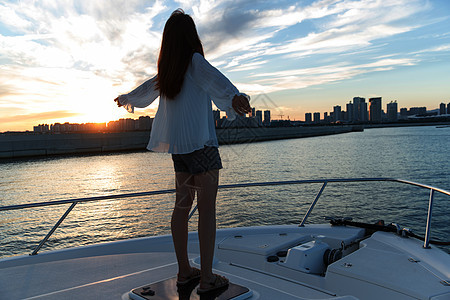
[0,110,80,132]
[0,110,80,123]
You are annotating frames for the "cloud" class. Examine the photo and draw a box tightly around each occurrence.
[0,110,79,123]
[270,24,415,59]
[249,57,418,93]
[0,0,431,85]
[0,1,166,79]
[0,2,34,33]
[0,0,170,131]
[327,0,426,28]
[0,34,74,68]
[0,0,448,130]
[183,0,426,87]
[411,44,450,54]
[228,60,268,72]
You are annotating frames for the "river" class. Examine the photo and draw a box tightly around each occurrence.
[1,125,449,258]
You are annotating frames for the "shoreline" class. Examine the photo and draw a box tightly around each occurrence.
[362,121,450,129]
[1,121,448,159]
[0,126,360,159]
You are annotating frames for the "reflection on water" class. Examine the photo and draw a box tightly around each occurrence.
[0,126,449,258]
[82,162,122,194]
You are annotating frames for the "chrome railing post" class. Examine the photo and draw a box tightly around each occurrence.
[299,181,327,227]
[188,205,197,220]
[31,202,78,255]
[423,189,434,249]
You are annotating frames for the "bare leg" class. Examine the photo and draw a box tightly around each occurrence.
[194,169,220,288]
[172,172,196,281]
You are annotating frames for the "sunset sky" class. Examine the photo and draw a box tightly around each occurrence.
[1,0,449,132]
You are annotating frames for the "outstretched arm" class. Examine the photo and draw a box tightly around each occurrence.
[114,75,159,113]
[190,53,251,120]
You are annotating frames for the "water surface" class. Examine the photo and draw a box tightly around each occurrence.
[1,126,449,258]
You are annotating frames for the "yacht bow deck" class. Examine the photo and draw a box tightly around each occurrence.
[1,224,449,299]
[1,178,449,299]
[0,225,359,300]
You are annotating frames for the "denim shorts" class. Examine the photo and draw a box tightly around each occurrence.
[172,146,223,174]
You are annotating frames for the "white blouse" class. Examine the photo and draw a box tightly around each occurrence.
[118,52,247,154]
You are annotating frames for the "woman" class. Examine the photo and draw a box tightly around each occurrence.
[114,9,251,294]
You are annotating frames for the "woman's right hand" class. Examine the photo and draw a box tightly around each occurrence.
[232,94,251,116]
[114,97,122,107]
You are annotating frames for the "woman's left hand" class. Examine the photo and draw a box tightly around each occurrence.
[232,94,251,116]
[114,97,122,107]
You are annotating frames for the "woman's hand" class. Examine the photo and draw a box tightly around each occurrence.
[114,97,122,107]
[232,94,251,116]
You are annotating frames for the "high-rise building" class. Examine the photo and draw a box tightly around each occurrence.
[362,102,368,122]
[352,97,367,122]
[305,113,312,124]
[251,107,256,117]
[263,110,271,125]
[447,103,450,114]
[353,97,362,121]
[346,102,354,122]
[213,110,220,120]
[386,101,398,122]
[333,105,342,122]
[440,103,446,115]
[323,112,332,123]
[256,110,263,126]
[213,110,221,127]
[369,97,382,123]
[313,112,320,123]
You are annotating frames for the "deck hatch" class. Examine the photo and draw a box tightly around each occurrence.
[218,233,311,256]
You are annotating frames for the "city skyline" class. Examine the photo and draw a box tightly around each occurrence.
[27,100,450,134]
[305,97,450,124]
[305,96,450,123]
[1,0,450,132]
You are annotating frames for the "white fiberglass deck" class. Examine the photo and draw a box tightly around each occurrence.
[1,224,449,300]
[1,178,449,299]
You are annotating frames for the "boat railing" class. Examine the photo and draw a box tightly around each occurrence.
[0,178,449,256]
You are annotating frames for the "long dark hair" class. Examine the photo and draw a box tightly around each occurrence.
[156,9,204,99]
